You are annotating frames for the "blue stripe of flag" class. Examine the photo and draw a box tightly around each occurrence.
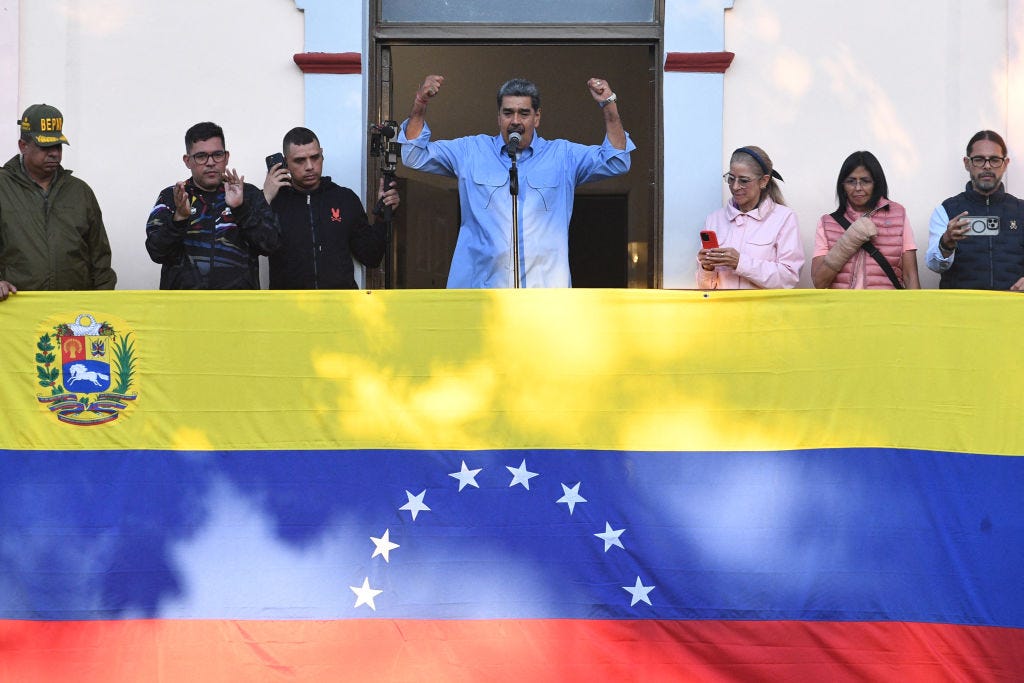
[1,448,1020,626]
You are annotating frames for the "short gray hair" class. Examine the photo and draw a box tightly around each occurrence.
[496,78,540,111]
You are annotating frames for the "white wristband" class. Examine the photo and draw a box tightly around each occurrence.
[599,93,618,108]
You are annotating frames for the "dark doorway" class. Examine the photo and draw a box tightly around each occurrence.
[394,180,459,289]
[569,194,628,287]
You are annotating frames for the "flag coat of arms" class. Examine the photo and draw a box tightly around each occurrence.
[32,312,137,426]
[0,289,1021,681]
[60,333,110,393]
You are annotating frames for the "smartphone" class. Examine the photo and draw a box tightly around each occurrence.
[962,216,1000,236]
[265,152,286,171]
[700,230,719,249]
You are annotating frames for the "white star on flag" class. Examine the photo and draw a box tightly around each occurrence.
[399,489,430,521]
[556,482,587,515]
[350,577,383,611]
[623,576,655,607]
[370,529,400,562]
[506,459,539,490]
[449,460,482,491]
[595,522,625,551]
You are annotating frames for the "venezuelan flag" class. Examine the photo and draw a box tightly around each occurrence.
[1,289,1021,681]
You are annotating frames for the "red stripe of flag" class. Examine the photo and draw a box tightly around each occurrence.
[2,619,1020,681]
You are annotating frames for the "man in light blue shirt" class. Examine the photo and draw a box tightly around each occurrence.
[397,75,635,288]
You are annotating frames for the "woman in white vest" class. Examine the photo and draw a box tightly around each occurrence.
[812,151,920,289]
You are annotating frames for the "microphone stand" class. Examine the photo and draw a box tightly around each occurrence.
[508,146,521,288]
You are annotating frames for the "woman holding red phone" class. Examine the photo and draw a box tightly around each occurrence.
[697,146,804,289]
[811,151,920,289]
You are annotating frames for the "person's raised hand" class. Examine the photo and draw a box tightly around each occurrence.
[263,162,290,203]
[587,77,613,102]
[224,168,245,208]
[172,180,191,221]
[417,75,445,105]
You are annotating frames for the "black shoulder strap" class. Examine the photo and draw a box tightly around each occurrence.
[829,209,904,289]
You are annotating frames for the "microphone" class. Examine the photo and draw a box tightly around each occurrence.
[506,131,522,158]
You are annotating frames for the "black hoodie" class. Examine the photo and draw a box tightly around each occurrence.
[269,178,386,289]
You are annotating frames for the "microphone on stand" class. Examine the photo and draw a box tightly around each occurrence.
[506,131,522,158]
[505,131,522,287]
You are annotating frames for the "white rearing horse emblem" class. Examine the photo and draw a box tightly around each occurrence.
[67,363,109,387]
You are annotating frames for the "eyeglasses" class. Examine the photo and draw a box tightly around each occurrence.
[843,178,874,188]
[968,155,1005,168]
[723,173,761,187]
[189,150,228,164]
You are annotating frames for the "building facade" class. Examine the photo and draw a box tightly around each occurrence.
[2,0,1022,289]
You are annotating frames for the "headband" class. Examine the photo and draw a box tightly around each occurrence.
[735,147,784,182]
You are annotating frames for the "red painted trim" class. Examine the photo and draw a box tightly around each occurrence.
[665,51,735,73]
[293,52,362,75]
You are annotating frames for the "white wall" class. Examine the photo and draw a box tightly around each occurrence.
[14,0,305,289]
[721,0,1012,288]
[9,0,1022,289]
[0,1,17,134]
[663,0,734,289]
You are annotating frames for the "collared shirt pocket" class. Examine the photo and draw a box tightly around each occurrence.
[743,228,779,257]
[473,165,509,209]
[525,171,559,211]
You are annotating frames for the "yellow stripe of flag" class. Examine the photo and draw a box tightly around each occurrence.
[1,289,1020,455]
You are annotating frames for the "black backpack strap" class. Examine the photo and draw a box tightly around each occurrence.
[829,209,904,289]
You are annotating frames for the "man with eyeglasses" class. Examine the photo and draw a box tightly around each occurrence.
[926,130,1024,290]
[0,104,116,301]
[146,121,280,289]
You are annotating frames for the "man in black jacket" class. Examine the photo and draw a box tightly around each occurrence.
[147,122,279,289]
[263,127,399,289]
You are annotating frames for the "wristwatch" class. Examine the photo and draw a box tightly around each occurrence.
[599,93,618,108]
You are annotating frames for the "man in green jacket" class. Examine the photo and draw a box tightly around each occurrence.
[0,104,116,300]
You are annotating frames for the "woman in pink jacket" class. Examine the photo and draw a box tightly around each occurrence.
[697,146,804,289]
[811,150,920,289]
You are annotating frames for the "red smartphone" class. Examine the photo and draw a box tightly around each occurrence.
[700,230,719,249]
